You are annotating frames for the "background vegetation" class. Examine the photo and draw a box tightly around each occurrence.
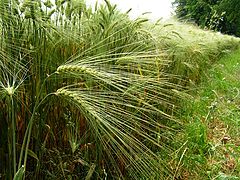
[174,48,240,179]
[0,0,239,179]
[173,0,240,37]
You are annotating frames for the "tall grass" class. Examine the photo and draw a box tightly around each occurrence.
[0,0,178,179]
[0,0,239,179]
[171,48,240,179]
[153,20,240,86]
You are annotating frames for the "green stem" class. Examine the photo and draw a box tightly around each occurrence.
[7,132,12,179]
[17,73,56,172]
[11,97,16,175]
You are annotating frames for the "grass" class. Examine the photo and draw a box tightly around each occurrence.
[0,1,180,179]
[153,20,240,86]
[0,0,240,179]
[174,48,240,179]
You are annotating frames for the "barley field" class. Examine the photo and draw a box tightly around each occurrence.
[0,0,239,179]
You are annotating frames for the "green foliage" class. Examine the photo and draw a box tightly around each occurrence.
[0,0,178,179]
[13,166,25,180]
[153,20,240,86]
[173,0,240,36]
[173,49,240,178]
[0,0,239,179]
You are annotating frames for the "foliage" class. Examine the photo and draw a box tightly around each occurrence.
[172,49,240,179]
[0,0,179,179]
[173,0,240,37]
[0,0,239,179]
[152,20,239,86]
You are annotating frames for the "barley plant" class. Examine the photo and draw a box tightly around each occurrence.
[0,0,182,179]
[0,0,239,179]
[153,20,240,86]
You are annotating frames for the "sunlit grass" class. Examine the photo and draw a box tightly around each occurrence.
[173,49,240,179]
[0,0,240,179]
[152,19,240,86]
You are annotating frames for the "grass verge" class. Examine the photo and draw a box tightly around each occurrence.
[175,48,240,179]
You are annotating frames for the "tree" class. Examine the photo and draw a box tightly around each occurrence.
[216,0,240,36]
[173,0,240,37]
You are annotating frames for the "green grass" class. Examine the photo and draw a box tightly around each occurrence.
[174,48,240,179]
[0,0,240,179]
[154,20,240,87]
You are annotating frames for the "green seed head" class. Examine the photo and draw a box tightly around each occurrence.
[5,86,14,96]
